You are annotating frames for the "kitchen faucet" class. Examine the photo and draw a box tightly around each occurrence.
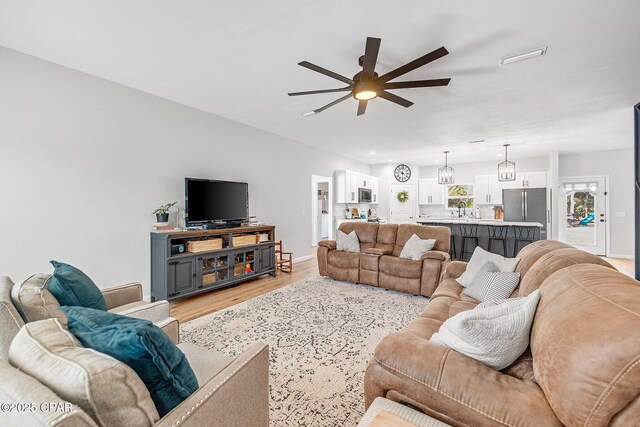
[458,202,466,218]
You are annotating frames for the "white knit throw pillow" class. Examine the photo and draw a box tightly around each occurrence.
[430,290,541,370]
[399,234,436,260]
[336,230,360,253]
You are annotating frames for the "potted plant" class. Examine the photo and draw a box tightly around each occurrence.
[153,202,177,223]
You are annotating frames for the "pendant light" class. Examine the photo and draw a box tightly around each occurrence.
[438,151,455,184]
[498,144,516,182]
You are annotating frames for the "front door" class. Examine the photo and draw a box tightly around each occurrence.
[558,177,607,255]
[390,184,414,224]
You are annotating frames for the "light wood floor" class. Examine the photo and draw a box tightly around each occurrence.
[171,253,319,323]
[171,249,635,323]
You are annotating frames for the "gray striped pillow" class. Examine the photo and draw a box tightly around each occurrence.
[463,262,520,302]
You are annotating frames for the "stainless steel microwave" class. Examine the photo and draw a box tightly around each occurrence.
[358,188,372,203]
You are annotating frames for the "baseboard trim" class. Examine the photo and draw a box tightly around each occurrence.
[294,254,313,263]
[608,254,634,260]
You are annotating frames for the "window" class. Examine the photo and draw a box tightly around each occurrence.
[446,184,474,209]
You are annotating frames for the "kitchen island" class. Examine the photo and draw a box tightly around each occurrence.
[417,218,544,259]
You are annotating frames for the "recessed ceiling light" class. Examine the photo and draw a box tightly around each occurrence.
[388,159,393,162]
[500,47,548,65]
[370,151,376,155]
[469,140,485,144]
[301,111,316,117]
[498,153,503,157]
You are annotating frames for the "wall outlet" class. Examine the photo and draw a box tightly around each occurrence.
[614,211,626,217]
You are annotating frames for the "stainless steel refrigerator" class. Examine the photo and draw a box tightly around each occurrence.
[502,188,547,240]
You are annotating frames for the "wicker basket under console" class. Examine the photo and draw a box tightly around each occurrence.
[186,238,223,253]
[232,234,257,247]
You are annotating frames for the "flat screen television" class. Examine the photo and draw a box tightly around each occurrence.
[185,178,248,228]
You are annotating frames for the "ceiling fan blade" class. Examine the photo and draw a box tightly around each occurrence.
[298,61,354,84]
[361,37,381,80]
[378,90,414,108]
[357,100,368,116]
[313,93,353,114]
[288,87,352,96]
[378,46,449,83]
[383,78,451,90]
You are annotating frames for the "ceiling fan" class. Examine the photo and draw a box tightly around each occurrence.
[289,37,451,116]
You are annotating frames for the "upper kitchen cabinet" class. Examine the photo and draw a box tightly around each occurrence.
[475,175,503,205]
[370,177,379,204]
[501,171,548,189]
[419,178,444,205]
[334,170,379,204]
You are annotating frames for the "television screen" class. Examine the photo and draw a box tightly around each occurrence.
[185,178,248,224]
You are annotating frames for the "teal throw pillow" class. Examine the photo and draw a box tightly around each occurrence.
[47,260,107,311]
[60,306,198,416]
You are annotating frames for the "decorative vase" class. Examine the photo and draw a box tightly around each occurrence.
[156,213,169,223]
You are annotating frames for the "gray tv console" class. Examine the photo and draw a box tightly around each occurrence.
[150,225,276,301]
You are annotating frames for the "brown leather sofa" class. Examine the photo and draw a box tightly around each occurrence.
[365,240,640,426]
[317,222,451,297]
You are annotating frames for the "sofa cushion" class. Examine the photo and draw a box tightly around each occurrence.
[338,222,379,251]
[0,277,24,360]
[10,274,67,324]
[375,224,398,253]
[457,247,520,287]
[430,278,466,300]
[379,255,422,279]
[48,261,108,311]
[392,224,450,257]
[61,306,198,417]
[531,264,640,426]
[0,360,97,427]
[518,247,614,296]
[328,250,360,269]
[177,342,233,385]
[8,318,159,427]
[513,239,572,278]
[399,234,436,260]
[431,290,541,370]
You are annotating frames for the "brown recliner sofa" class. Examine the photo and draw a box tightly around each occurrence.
[317,222,451,297]
[365,240,640,426]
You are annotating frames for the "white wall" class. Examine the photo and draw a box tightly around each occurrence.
[0,47,370,295]
[559,148,634,257]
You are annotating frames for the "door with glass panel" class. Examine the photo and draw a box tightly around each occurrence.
[558,177,607,255]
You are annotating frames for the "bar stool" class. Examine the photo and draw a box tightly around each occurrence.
[458,223,479,261]
[513,226,537,256]
[446,224,457,259]
[487,225,509,257]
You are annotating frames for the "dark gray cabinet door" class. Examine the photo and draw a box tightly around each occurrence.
[258,245,275,272]
[168,258,196,297]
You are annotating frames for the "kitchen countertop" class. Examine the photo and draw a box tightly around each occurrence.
[417,218,544,228]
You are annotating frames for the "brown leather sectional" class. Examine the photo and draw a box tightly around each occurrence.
[364,240,640,426]
[317,222,451,296]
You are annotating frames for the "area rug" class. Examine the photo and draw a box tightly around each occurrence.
[180,277,428,427]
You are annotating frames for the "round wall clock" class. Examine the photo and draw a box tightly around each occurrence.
[394,164,411,182]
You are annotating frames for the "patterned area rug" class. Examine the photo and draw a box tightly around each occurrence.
[181,277,428,427]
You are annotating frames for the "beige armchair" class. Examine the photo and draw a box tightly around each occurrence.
[1,276,270,427]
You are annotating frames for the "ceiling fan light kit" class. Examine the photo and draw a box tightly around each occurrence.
[499,46,547,65]
[438,151,455,185]
[498,144,516,181]
[289,36,451,116]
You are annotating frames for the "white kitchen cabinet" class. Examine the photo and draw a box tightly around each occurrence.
[475,175,503,205]
[523,171,547,188]
[370,177,379,204]
[419,178,444,205]
[502,172,548,189]
[334,170,378,204]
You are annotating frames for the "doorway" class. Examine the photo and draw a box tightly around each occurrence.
[311,175,333,245]
[558,176,608,255]
[390,184,414,224]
